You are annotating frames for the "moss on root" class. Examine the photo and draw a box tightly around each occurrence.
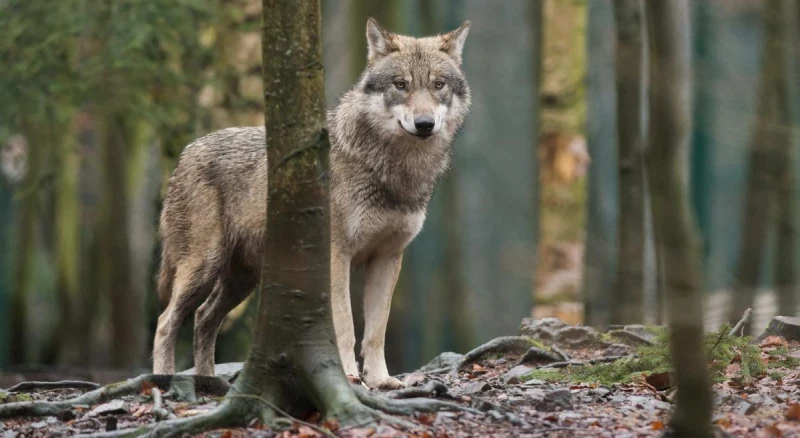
[522,326,767,386]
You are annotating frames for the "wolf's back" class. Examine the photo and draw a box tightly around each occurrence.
[157,127,268,307]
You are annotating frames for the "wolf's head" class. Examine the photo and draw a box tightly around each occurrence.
[351,18,472,143]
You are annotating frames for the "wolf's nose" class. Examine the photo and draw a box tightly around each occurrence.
[414,116,435,134]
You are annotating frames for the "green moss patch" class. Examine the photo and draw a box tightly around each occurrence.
[521,325,767,386]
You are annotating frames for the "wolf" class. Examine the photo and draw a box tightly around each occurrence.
[152,18,472,389]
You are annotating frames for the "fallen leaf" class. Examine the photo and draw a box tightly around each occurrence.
[297,425,321,438]
[417,412,436,425]
[761,336,789,348]
[645,372,673,390]
[762,423,783,437]
[786,403,800,421]
[323,418,339,431]
[141,381,156,395]
[651,421,665,430]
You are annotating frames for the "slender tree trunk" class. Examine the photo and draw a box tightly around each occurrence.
[54,113,83,366]
[584,0,618,328]
[224,0,367,421]
[611,0,646,325]
[769,0,796,317]
[100,113,145,368]
[645,1,712,436]
[730,0,794,326]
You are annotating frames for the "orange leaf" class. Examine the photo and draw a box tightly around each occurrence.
[297,425,321,437]
[651,421,665,431]
[760,336,789,348]
[141,380,156,395]
[763,423,783,437]
[417,413,437,426]
[323,418,340,432]
[786,403,800,421]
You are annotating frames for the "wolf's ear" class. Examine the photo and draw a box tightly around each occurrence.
[366,18,398,64]
[440,21,471,66]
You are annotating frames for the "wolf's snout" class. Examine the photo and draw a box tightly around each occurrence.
[414,116,435,134]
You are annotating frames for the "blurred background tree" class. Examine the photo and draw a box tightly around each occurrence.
[0,0,798,382]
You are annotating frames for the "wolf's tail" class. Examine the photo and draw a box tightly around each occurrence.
[156,254,175,309]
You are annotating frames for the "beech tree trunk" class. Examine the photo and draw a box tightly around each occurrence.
[645,1,712,435]
[730,0,796,325]
[611,0,646,325]
[223,0,365,421]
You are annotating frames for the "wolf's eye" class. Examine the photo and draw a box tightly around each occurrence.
[434,81,445,90]
[394,80,407,90]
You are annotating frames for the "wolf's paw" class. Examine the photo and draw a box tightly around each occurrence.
[363,374,405,390]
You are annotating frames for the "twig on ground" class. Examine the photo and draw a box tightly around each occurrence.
[6,380,102,393]
[387,381,450,399]
[516,347,562,366]
[452,336,534,375]
[729,308,752,337]
[541,356,628,369]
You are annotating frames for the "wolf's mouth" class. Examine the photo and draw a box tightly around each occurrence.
[398,121,434,140]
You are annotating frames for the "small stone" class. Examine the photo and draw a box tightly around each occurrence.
[462,381,491,395]
[57,410,76,422]
[503,365,532,384]
[519,317,568,342]
[45,416,59,424]
[603,343,634,357]
[179,362,244,382]
[29,422,48,429]
[524,379,547,386]
[402,372,427,387]
[608,330,653,346]
[623,324,659,342]
[419,352,464,372]
[555,326,601,347]
[92,399,128,416]
[534,389,573,412]
[735,400,755,415]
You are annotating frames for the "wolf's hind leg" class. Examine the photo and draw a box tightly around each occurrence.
[361,253,404,389]
[331,249,359,378]
[152,261,216,374]
[193,270,254,376]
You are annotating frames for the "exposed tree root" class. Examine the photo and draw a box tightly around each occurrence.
[452,336,535,375]
[150,388,173,421]
[387,381,451,400]
[516,347,563,366]
[730,308,752,337]
[5,380,101,392]
[541,355,629,369]
[354,386,482,416]
[0,374,229,420]
[551,345,571,361]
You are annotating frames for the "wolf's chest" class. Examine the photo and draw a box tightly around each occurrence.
[346,206,426,263]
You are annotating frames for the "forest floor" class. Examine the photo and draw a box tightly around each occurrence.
[3,317,800,437]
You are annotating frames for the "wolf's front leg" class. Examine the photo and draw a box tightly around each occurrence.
[331,250,360,378]
[361,253,405,389]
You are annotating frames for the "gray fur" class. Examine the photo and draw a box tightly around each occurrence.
[153,18,472,388]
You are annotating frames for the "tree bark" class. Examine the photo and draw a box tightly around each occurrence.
[730,0,796,325]
[100,113,145,368]
[224,0,367,421]
[584,0,618,328]
[768,0,796,318]
[645,1,712,436]
[611,0,646,325]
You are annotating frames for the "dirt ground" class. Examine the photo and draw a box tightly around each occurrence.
[3,318,800,437]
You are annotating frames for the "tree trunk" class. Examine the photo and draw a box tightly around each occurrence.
[730,0,795,326]
[100,113,145,368]
[645,1,712,436]
[584,0,618,328]
[611,0,646,325]
[54,113,83,366]
[224,0,366,421]
[768,0,796,318]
